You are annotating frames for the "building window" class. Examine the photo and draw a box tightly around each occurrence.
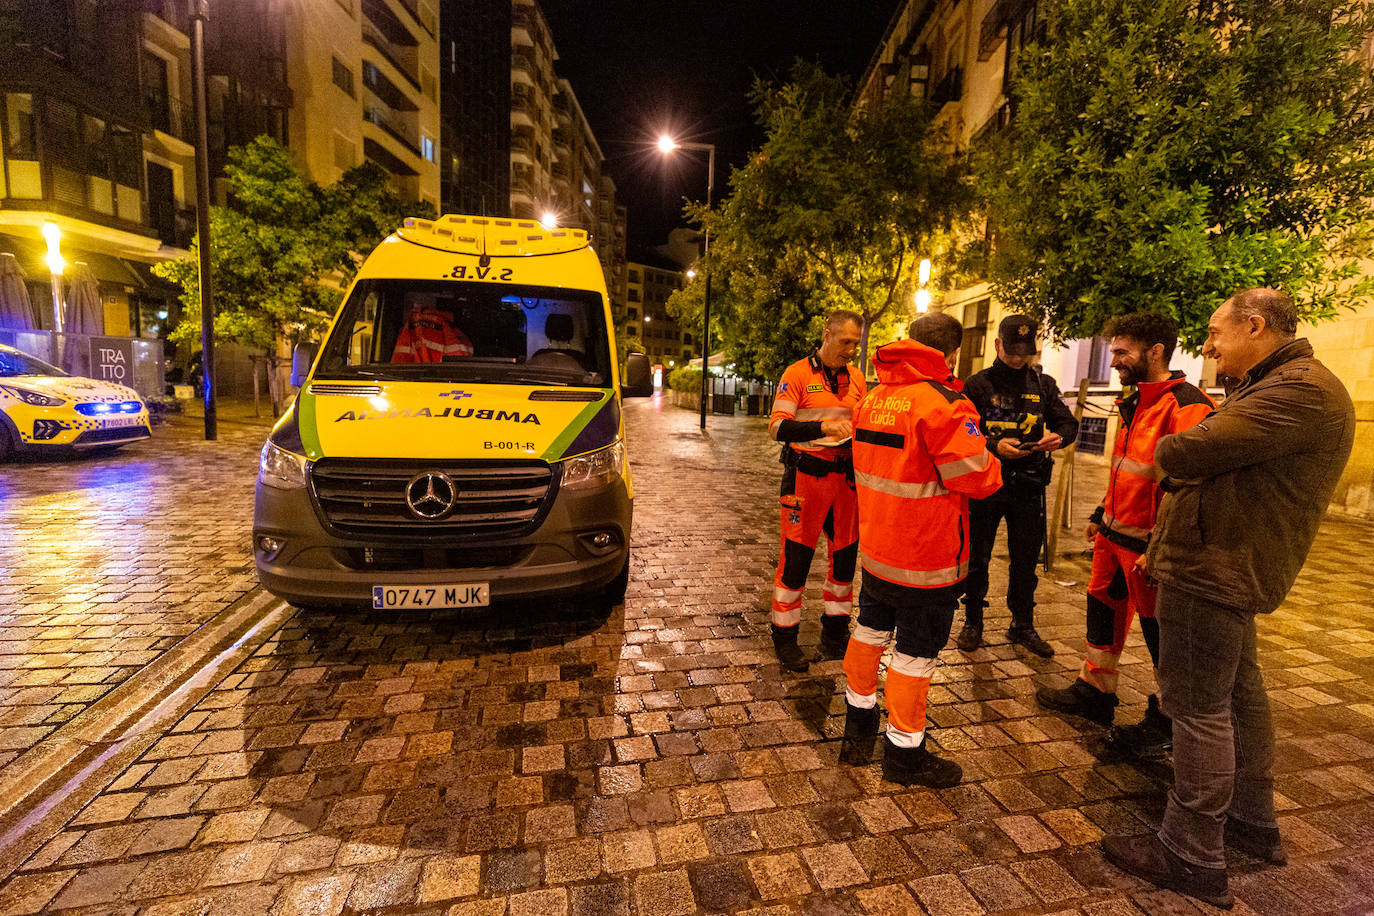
[333,132,357,171]
[421,135,435,163]
[628,269,640,283]
[332,57,355,98]
[2,93,35,160]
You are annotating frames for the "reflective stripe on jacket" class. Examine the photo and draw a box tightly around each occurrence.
[853,340,1003,589]
[1094,371,1214,553]
[392,307,475,363]
[769,352,867,459]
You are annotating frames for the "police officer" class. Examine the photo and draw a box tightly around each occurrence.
[841,313,1002,786]
[768,310,866,672]
[957,315,1078,657]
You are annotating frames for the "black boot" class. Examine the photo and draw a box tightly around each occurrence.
[839,702,880,765]
[956,607,983,652]
[820,615,850,659]
[1007,625,1055,658]
[771,624,809,672]
[1103,694,1172,759]
[880,735,962,788]
[1036,678,1118,725]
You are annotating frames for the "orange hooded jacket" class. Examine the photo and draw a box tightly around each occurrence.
[853,340,1004,589]
[1091,371,1215,553]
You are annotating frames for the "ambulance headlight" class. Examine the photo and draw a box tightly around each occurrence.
[258,439,308,490]
[561,440,624,490]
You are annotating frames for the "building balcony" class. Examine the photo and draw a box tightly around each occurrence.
[364,107,420,158]
[143,89,195,150]
[930,65,963,107]
[362,20,421,91]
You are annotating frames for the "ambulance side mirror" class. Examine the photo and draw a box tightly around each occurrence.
[621,352,652,398]
[290,342,318,389]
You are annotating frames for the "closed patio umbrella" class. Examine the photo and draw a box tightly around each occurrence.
[0,252,37,331]
[61,261,103,376]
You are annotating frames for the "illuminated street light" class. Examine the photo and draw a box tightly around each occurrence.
[41,221,64,332]
[919,258,931,285]
[686,269,696,280]
[657,133,715,430]
[915,288,931,313]
[540,211,558,230]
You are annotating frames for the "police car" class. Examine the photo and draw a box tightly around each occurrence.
[0,342,151,459]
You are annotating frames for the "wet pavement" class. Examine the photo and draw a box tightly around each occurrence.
[0,415,266,771]
[1,394,1372,914]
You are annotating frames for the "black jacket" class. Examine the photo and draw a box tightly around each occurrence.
[964,358,1079,489]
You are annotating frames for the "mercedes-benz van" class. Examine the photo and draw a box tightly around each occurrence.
[252,214,651,610]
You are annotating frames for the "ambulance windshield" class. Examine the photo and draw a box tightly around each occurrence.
[314,279,613,387]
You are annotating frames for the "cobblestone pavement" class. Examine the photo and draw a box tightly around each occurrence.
[0,415,267,770]
[2,395,1373,914]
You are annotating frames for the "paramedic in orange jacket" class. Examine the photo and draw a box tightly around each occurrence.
[841,314,1002,787]
[768,310,867,672]
[1036,313,1214,759]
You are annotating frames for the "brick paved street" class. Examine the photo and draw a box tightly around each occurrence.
[0,416,266,770]
[1,395,1372,914]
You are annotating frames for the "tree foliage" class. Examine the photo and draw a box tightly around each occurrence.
[154,136,431,409]
[666,62,974,380]
[983,0,1374,347]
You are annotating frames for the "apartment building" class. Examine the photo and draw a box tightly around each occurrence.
[626,256,692,368]
[1,0,438,342]
[857,0,1373,514]
[291,0,441,209]
[1,0,177,345]
[435,1,626,308]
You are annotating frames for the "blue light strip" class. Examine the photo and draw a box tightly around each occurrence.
[74,401,142,416]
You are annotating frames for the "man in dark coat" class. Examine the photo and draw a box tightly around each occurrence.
[1102,288,1355,909]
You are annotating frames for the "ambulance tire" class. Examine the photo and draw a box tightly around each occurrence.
[602,554,630,605]
[0,421,13,461]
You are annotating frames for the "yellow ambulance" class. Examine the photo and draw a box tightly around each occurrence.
[252,214,652,610]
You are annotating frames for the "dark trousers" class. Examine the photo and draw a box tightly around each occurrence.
[1156,585,1276,869]
[962,481,1044,629]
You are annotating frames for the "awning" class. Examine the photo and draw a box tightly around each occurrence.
[119,257,182,296]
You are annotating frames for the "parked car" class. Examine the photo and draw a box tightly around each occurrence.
[0,343,151,459]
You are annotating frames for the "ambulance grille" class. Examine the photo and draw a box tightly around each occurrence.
[308,458,555,539]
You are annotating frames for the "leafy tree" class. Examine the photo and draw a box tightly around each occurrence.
[983,0,1374,347]
[154,136,430,412]
[666,62,974,380]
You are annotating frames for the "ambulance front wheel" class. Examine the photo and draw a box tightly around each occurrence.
[602,554,630,605]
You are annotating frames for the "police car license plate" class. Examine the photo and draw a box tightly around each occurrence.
[372,584,490,610]
[104,416,142,428]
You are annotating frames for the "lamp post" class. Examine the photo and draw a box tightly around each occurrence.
[191,0,217,440]
[657,135,715,430]
[41,221,64,334]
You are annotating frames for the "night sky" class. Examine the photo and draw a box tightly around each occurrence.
[539,1,903,253]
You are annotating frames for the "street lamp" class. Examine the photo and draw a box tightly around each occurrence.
[41,220,64,333]
[657,134,715,430]
[191,0,217,440]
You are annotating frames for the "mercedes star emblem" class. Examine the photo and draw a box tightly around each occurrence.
[405,471,458,520]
